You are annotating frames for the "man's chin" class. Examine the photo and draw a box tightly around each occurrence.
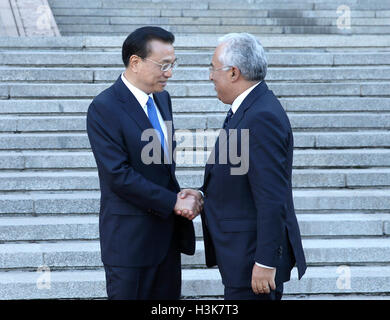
[155,83,167,92]
[217,93,228,104]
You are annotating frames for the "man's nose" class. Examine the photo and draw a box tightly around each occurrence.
[164,68,173,78]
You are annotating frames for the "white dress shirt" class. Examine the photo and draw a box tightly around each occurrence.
[200,81,275,270]
[121,72,168,146]
[231,81,261,115]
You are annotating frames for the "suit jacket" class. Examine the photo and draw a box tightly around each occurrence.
[87,75,195,267]
[200,81,306,288]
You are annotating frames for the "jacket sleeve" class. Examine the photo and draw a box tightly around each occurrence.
[86,100,177,219]
[247,111,290,267]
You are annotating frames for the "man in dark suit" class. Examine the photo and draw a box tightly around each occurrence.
[86,27,201,300]
[181,33,307,300]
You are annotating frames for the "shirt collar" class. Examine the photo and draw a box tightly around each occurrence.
[231,81,261,114]
[121,72,153,109]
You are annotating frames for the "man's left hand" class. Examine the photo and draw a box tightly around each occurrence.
[251,264,276,295]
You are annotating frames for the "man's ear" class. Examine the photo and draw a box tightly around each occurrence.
[231,66,240,82]
[129,55,141,73]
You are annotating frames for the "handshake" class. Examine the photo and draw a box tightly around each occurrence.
[174,189,204,221]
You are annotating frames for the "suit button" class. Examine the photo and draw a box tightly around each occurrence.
[278,247,283,256]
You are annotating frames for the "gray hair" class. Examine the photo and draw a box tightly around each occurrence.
[217,33,267,81]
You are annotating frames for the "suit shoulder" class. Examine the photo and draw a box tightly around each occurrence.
[248,93,290,131]
[88,84,117,114]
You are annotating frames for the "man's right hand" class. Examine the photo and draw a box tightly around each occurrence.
[174,190,202,220]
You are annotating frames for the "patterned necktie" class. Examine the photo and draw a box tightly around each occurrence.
[146,96,167,155]
[223,108,233,129]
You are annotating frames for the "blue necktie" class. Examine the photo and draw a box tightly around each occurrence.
[146,96,167,155]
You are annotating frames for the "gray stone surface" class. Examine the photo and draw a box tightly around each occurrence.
[0,196,34,214]
[1,266,390,299]
[2,52,388,67]
[0,168,389,191]
[2,237,390,269]
[0,216,99,241]
[4,112,390,134]
[1,213,389,242]
[283,266,390,295]
[282,97,390,112]
[0,189,389,216]
[0,133,91,150]
[33,192,100,214]
[315,132,390,148]
[1,35,390,50]
[384,221,390,235]
[293,189,390,211]
[3,66,390,82]
[293,149,390,167]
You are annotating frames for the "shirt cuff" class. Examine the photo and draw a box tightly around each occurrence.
[198,190,204,198]
[255,262,275,269]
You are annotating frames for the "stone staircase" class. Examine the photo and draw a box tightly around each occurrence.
[48,0,390,36]
[0,33,390,299]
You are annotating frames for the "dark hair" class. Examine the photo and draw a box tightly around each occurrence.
[122,26,175,67]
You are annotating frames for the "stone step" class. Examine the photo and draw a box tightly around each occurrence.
[48,0,313,10]
[1,133,390,168]
[1,82,389,99]
[1,35,389,50]
[53,16,390,27]
[2,52,390,67]
[2,67,390,82]
[1,97,390,115]
[2,132,390,167]
[2,129,390,168]
[0,213,389,242]
[47,0,390,11]
[58,24,390,35]
[175,130,390,152]
[55,25,286,35]
[0,169,390,191]
[0,141,388,170]
[1,265,389,299]
[50,8,383,19]
[0,215,99,241]
[48,0,208,10]
[1,238,390,270]
[0,113,389,132]
[0,189,389,215]
[210,1,390,10]
[0,81,390,99]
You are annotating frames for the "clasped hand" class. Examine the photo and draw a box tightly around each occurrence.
[174,189,204,220]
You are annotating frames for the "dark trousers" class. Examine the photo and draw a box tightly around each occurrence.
[104,238,181,300]
[224,282,284,300]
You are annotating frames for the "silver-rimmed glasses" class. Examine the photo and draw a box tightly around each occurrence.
[145,58,178,72]
[209,65,232,73]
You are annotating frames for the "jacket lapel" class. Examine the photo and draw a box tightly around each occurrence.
[113,75,152,133]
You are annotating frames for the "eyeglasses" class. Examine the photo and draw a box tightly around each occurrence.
[209,65,232,73]
[144,58,178,72]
